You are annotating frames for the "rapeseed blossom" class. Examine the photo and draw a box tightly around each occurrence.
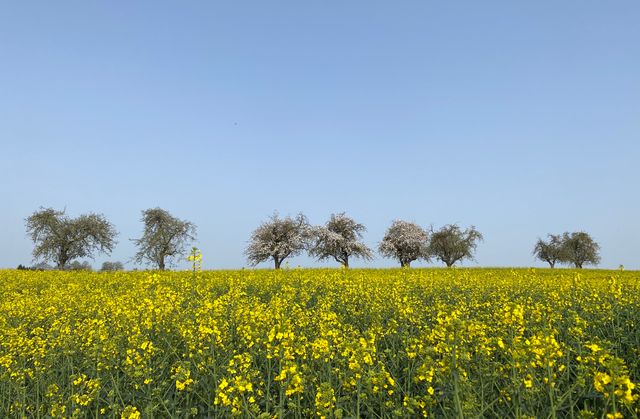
[0,268,638,417]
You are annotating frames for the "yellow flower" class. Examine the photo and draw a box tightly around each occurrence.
[594,372,612,393]
[176,377,194,391]
[586,343,602,352]
[121,406,141,419]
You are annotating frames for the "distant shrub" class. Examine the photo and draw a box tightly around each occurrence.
[100,261,125,272]
[67,261,93,271]
[16,263,52,271]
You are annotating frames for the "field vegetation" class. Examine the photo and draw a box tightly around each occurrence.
[0,268,638,418]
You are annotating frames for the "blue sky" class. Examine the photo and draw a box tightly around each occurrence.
[1,1,638,269]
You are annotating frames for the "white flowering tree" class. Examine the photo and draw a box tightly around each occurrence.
[245,212,311,269]
[309,212,373,268]
[378,220,429,267]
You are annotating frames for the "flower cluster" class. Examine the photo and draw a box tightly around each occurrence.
[0,268,638,417]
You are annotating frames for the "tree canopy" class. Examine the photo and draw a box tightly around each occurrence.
[309,213,373,268]
[132,208,197,270]
[428,224,483,267]
[25,207,117,270]
[560,231,600,268]
[378,220,429,267]
[245,212,311,269]
[533,234,564,268]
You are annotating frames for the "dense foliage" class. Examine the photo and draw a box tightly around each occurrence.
[0,269,638,418]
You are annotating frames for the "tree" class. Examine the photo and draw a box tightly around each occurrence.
[132,208,197,270]
[25,207,117,270]
[101,261,125,271]
[378,220,429,268]
[245,212,310,269]
[533,234,564,268]
[428,224,483,267]
[560,231,600,268]
[309,212,373,268]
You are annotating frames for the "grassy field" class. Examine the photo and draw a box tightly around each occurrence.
[0,268,639,418]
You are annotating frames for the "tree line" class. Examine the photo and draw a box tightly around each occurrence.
[532,233,600,268]
[21,207,601,271]
[24,207,194,271]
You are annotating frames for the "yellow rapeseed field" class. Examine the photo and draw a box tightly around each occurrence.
[0,268,639,418]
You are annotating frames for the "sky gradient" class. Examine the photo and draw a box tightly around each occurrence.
[1,1,639,269]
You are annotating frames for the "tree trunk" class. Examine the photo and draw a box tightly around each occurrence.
[57,251,69,270]
[159,258,166,271]
[400,260,410,268]
[343,257,349,269]
[575,262,582,269]
[549,261,555,268]
[446,261,454,268]
[274,258,281,269]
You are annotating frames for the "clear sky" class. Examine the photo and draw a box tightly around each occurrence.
[1,1,638,270]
